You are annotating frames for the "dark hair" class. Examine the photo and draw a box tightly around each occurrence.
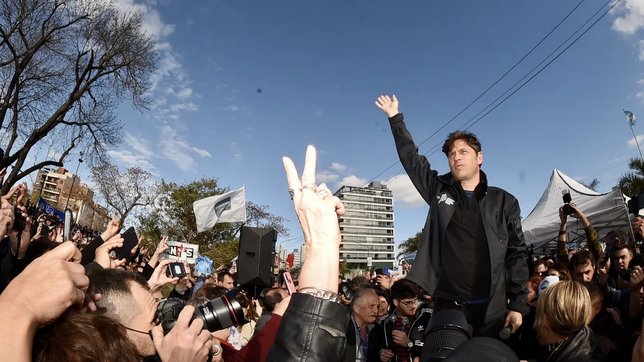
[548,263,572,280]
[236,291,259,322]
[23,236,59,265]
[390,279,421,301]
[88,269,149,324]
[569,251,595,272]
[441,131,482,157]
[612,243,634,257]
[218,271,233,283]
[192,286,227,300]
[351,276,370,290]
[36,311,139,362]
[376,290,393,314]
[534,259,547,268]
[263,287,286,312]
[583,282,603,303]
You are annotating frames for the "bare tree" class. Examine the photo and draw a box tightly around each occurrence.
[0,0,158,194]
[90,162,159,225]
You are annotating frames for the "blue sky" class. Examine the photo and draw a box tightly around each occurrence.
[48,0,644,252]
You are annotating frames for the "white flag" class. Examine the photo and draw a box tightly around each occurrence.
[193,186,247,233]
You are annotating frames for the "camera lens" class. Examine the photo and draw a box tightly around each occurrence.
[194,288,246,332]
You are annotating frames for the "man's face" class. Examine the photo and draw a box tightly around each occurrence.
[220,275,234,289]
[534,264,548,277]
[127,282,159,356]
[447,139,482,182]
[573,262,595,283]
[394,297,419,318]
[354,292,378,325]
[613,248,633,272]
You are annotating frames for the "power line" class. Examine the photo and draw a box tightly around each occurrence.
[367,0,588,183]
[420,0,617,161]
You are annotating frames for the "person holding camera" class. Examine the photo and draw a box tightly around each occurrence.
[556,203,602,277]
[375,95,529,338]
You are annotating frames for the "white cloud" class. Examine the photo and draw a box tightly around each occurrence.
[329,162,347,173]
[46,149,62,159]
[383,174,426,207]
[193,147,211,157]
[108,149,156,171]
[216,84,229,90]
[170,102,198,111]
[177,88,193,99]
[637,91,644,100]
[115,0,175,40]
[316,171,340,183]
[336,175,368,189]
[223,105,240,111]
[628,134,644,148]
[232,153,243,163]
[638,78,644,85]
[608,157,622,164]
[124,132,155,159]
[613,0,644,35]
[224,95,236,101]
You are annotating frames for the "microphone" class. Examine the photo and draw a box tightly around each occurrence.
[499,323,513,340]
[401,317,409,331]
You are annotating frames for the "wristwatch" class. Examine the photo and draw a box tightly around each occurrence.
[407,341,413,349]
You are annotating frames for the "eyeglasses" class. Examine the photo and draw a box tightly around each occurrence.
[397,299,420,308]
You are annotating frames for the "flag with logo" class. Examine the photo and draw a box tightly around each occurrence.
[193,186,246,233]
[625,110,636,126]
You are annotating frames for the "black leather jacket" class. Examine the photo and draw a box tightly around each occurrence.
[367,307,432,362]
[539,326,603,362]
[388,113,530,322]
[266,293,350,362]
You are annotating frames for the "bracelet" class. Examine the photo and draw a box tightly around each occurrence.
[212,344,221,356]
[298,287,342,303]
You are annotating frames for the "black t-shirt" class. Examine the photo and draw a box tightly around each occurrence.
[434,183,491,302]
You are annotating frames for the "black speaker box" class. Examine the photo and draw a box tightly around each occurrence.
[237,226,277,287]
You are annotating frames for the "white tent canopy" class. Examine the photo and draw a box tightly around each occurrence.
[522,169,631,252]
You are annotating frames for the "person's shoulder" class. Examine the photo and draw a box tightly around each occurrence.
[487,186,518,202]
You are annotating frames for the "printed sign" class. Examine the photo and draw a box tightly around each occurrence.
[163,241,199,264]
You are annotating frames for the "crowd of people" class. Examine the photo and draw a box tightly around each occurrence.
[2,95,644,362]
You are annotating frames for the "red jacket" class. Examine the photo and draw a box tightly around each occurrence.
[220,314,282,362]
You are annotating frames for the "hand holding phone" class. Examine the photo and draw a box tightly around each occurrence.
[113,227,138,260]
[168,262,187,278]
[283,271,296,295]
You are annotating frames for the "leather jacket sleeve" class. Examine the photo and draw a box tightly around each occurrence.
[389,113,437,205]
[265,293,350,362]
[504,198,530,315]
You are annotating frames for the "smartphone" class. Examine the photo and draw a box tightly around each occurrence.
[63,209,73,242]
[375,268,384,276]
[602,237,620,267]
[283,271,296,295]
[168,262,187,278]
[114,227,138,260]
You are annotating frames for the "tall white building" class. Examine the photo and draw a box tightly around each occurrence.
[293,249,301,269]
[301,244,307,265]
[335,181,395,269]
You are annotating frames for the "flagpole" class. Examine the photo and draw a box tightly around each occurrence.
[630,123,644,163]
[626,109,644,163]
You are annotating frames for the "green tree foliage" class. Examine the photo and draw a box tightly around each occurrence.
[397,231,422,258]
[136,177,288,266]
[620,158,644,198]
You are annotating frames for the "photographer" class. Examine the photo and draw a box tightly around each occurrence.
[557,203,602,269]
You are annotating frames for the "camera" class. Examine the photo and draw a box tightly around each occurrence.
[13,206,25,232]
[339,282,354,301]
[157,288,246,333]
[620,269,632,282]
[562,189,575,216]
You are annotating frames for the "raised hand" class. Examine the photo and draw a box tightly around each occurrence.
[375,95,400,118]
[95,234,127,269]
[148,259,180,291]
[102,212,121,241]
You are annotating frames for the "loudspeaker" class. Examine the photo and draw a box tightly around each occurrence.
[237,226,277,287]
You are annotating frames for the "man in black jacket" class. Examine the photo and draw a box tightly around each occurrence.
[375,95,530,338]
[367,279,432,362]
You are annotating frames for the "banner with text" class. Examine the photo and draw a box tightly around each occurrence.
[163,241,199,264]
